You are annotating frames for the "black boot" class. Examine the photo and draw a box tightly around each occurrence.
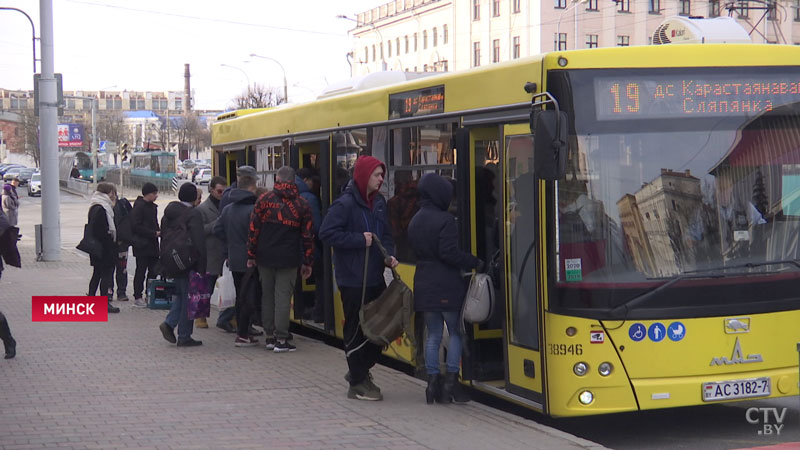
[441,372,470,404]
[0,312,16,359]
[425,374,441,404]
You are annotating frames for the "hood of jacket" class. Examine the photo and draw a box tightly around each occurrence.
[295,176,311,195]
[417,173,452,212]
[229,187,257,205]
[133,196,158,210]
[352,155,385,208]
[163,201,190,221]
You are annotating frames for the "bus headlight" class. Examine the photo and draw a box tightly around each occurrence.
[573,362,588,376]
[579,390,594,405]
[598,362,613,376]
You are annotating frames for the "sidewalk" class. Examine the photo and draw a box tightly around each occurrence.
[0,194,608,450]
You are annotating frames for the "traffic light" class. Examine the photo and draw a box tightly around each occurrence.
[120,143,129,162]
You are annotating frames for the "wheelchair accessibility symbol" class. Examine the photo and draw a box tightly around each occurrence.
[628,323,646,342]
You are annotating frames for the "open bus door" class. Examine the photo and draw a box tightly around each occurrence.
[291,134,334,333]
[457,123,545,411]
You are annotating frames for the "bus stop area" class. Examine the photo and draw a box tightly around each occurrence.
[0,192,607,450]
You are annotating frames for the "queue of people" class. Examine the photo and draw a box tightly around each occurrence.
[76,158,481,405]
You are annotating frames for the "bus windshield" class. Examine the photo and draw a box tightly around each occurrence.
[550,66,800,317]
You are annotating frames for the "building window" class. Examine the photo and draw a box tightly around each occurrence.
[405,35,409,53]
[555,0,567,8]
[414,33,418,51]
[442,60,449,72]
[364,47,369,62]
[586,34,598,48]
[587,0,598,10]
[372,45,376,61]
[473,0,480,20]
[396,38,401,55]
[679,0,691,16]
[617,0,630,12]
[380,43,384,60]
[473,41,481,67]
[443,25,448,44]
[175,100,182,110]
[83,99,92,110]
[423,30,428,49]
[106,99,115,109]
[513,0,521,13]
[737,1,749,17]
[649,0,660,13]
[767,3,777,20]
[493,39,500,63]
[493,0,500,16]
[617,35,630,46]
[130,99,137,109]
[708,0,719,16]
[388,40,392,58]
[795,0,800,21]
[554,32,567,50]
[513,36,520,58]
[137,99,145,109]
[433,27,438,46]
[424,64,429,72]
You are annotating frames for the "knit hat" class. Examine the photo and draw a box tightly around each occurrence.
[178,182,198,202]
[141,182,158,196]
[237,165,256,178]
[352,155,385,208]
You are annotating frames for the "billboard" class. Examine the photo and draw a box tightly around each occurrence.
[58,124,84,148]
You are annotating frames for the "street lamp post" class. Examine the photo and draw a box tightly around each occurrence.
[248,54,288,103]
[556,0,589,50]
[337,14,386,71]
[220,63,251,92]
[0,7,38,72]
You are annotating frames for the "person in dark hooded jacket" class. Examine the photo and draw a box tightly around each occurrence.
[408,173,483,404]
[0,207,17,358]
[319,155,398,402]
[130,182,160,307]
[158,183,207,347]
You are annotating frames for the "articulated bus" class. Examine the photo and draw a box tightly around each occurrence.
[211,44,800,417]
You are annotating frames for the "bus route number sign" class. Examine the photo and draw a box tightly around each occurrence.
[389,85,445,119]
[594,72,800,120]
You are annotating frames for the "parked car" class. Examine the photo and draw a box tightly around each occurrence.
[176,164,187,179]
[0,164,24,176]
[3,167,25,183]
[196,168,212,185]
[16,168,36,186]
[27,172,41,197]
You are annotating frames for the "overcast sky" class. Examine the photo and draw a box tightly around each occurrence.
[0,0,381,110]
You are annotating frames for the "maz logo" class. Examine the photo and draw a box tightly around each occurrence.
[710,337,763,366]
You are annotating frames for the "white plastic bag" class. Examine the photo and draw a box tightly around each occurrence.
[211,262,236,310]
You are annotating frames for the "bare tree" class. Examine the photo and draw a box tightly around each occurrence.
[230,83,286,109]
[97,110,131,163]
[20,109,40,167]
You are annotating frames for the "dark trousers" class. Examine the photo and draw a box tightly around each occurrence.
[311,258,325,322]
[0,310,15,351]
[340,284,385,386]
[133,255,159,299]
[89,265,114,301]
[232,271,255,338]
[112,249,128,298]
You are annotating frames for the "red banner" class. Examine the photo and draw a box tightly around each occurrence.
[31,296,108,322]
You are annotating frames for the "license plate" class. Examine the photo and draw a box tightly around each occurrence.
[702,377,771,402]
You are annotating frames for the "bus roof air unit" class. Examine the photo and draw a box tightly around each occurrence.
[652,16,751,44]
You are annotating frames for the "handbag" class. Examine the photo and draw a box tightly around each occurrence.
[461,272,495,324]
[187,271,213,319]
[356,235,414,348]
[210,262,236,310]
[76,224,102,260]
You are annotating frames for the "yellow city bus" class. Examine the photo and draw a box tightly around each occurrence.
[211,43,800,417]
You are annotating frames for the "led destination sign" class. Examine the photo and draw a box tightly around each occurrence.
[595,73,800,121]
[389,85,445,119]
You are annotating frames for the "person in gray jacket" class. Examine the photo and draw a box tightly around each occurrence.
[213,174,260,346]
[195,176,230,331]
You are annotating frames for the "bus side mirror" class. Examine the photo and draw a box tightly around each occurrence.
[532,110,568,181]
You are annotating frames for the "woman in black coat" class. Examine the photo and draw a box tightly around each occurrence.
[408,173,482,404]
[86,183,120,313]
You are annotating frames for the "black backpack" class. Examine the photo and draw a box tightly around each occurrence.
[159,208,196,277]
[114,197,134,246]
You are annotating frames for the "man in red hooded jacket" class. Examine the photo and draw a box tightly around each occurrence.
[319,155,398,401]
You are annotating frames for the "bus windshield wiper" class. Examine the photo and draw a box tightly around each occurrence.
[608,259,800,319]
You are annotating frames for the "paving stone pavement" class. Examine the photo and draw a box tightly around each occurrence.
[0,190,609,450]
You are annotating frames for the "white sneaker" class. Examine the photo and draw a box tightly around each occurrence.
[133,297,147,308]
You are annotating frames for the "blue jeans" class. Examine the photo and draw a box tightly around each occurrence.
[165,276,193,342]
[424,311,462,375]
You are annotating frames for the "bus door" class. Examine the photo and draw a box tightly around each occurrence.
[292,134,333,332]
[457,125,505,382]
[501,124,545,409]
